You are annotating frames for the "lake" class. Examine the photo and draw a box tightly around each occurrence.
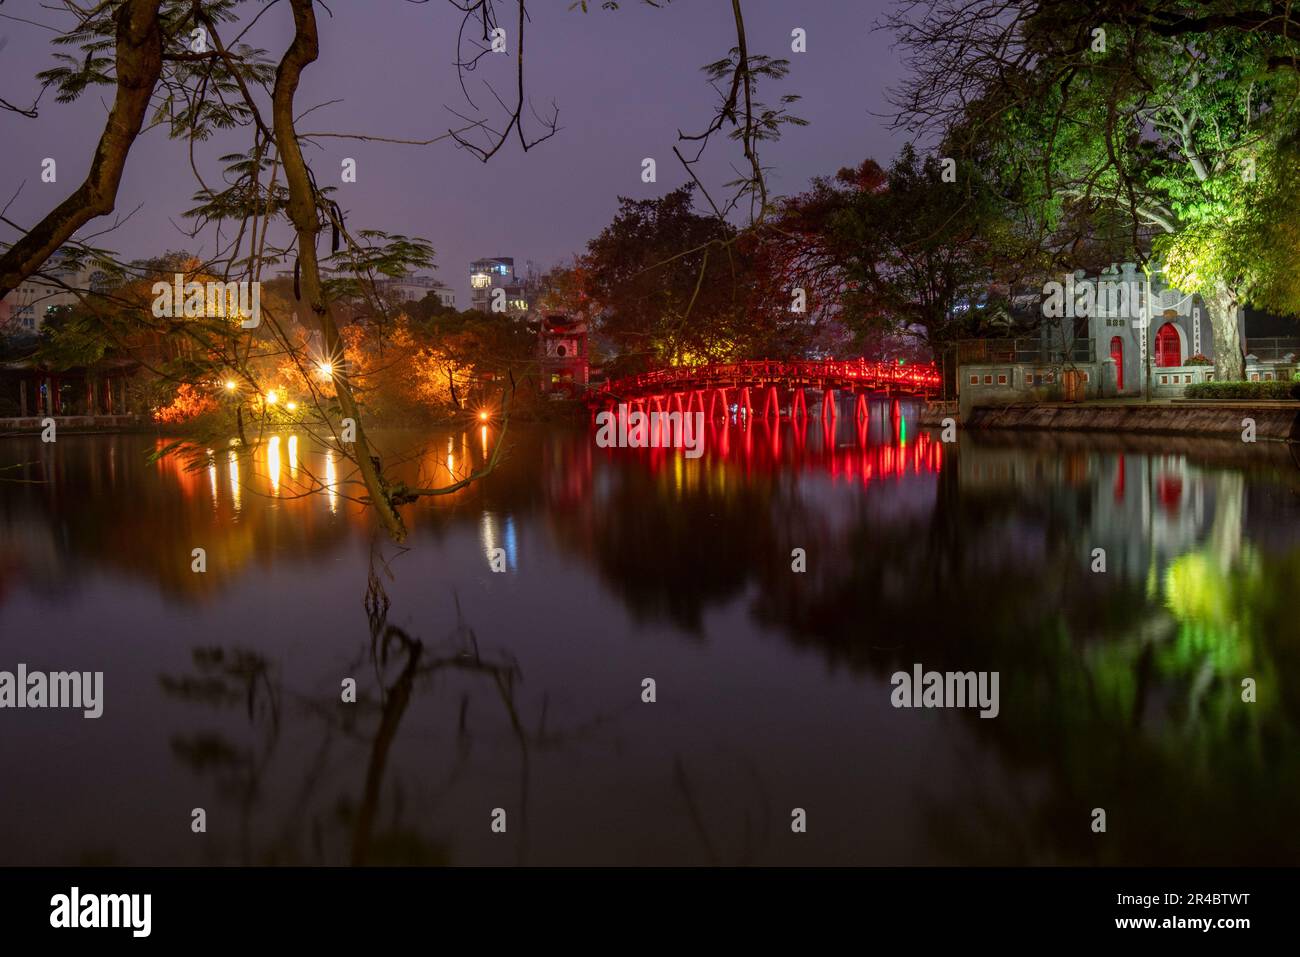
[1,403,1298,865]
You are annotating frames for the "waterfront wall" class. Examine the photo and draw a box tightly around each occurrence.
[0,414,143,434]
[965,403,1300,441]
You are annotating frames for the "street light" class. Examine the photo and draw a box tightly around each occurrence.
[224,379,237,392]
[265,390,279,405]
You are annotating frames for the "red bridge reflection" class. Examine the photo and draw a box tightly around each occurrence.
[590,358,942,419]
[591,397,944,487]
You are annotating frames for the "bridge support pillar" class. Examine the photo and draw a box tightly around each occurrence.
[822,388,837,424]
[709,387,727,422]
[592,362,940,424]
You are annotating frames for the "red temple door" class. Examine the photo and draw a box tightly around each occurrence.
[1155,323,1181,367]
[1109,336,1124,391]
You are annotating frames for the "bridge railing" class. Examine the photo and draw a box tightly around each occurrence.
[595,359,941,397]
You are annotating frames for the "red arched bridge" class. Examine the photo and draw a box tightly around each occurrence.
[589,358,941,421]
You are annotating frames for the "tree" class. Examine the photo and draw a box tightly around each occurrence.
[1,0,793,537]
[1161,133,1300,331]
[888,0,1300,379]
[738,163,885,358]
[583,185,753,370]
[754,146,1029,356]
[1,0,523,541]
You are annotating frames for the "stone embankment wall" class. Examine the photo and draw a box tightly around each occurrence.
[965,404,1299,442]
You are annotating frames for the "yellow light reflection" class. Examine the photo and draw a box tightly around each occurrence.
[324,448,338,514]
[480,511,498,565]
[267,435,281,495]
[228,449,242,512]
[287,434,299,475]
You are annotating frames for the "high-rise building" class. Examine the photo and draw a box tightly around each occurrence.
[273,269,455,309]
[375,273,455,308]
[470,257,533,316]
[0,252,103,336]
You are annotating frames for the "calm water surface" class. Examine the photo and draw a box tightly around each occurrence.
[2,403,1298,865]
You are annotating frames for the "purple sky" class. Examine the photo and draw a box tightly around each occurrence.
[1,0,906,306]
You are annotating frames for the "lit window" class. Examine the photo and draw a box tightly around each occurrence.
[997,374,1007,385]
[969,375,978,385]
[1265,372,1274,381]
[984,375,992,385]
[1160,375,1168,384]
[1250,373,1260,381]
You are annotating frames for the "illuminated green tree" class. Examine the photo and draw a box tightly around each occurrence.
[890,2,1300,380]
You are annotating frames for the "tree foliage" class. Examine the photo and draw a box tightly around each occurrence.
[582,185,751,370]
[889,0,1300,378]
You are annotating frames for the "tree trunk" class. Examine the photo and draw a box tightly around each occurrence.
[0,0,163,298]
[1205,280,1244,382]
[274,0,407,541]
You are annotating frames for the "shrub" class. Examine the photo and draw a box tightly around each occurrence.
[1184,380,1300,400]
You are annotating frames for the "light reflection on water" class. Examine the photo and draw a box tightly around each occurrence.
[1,401,1299,866]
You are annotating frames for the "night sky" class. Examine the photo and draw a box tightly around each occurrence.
[1,0,906,305]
